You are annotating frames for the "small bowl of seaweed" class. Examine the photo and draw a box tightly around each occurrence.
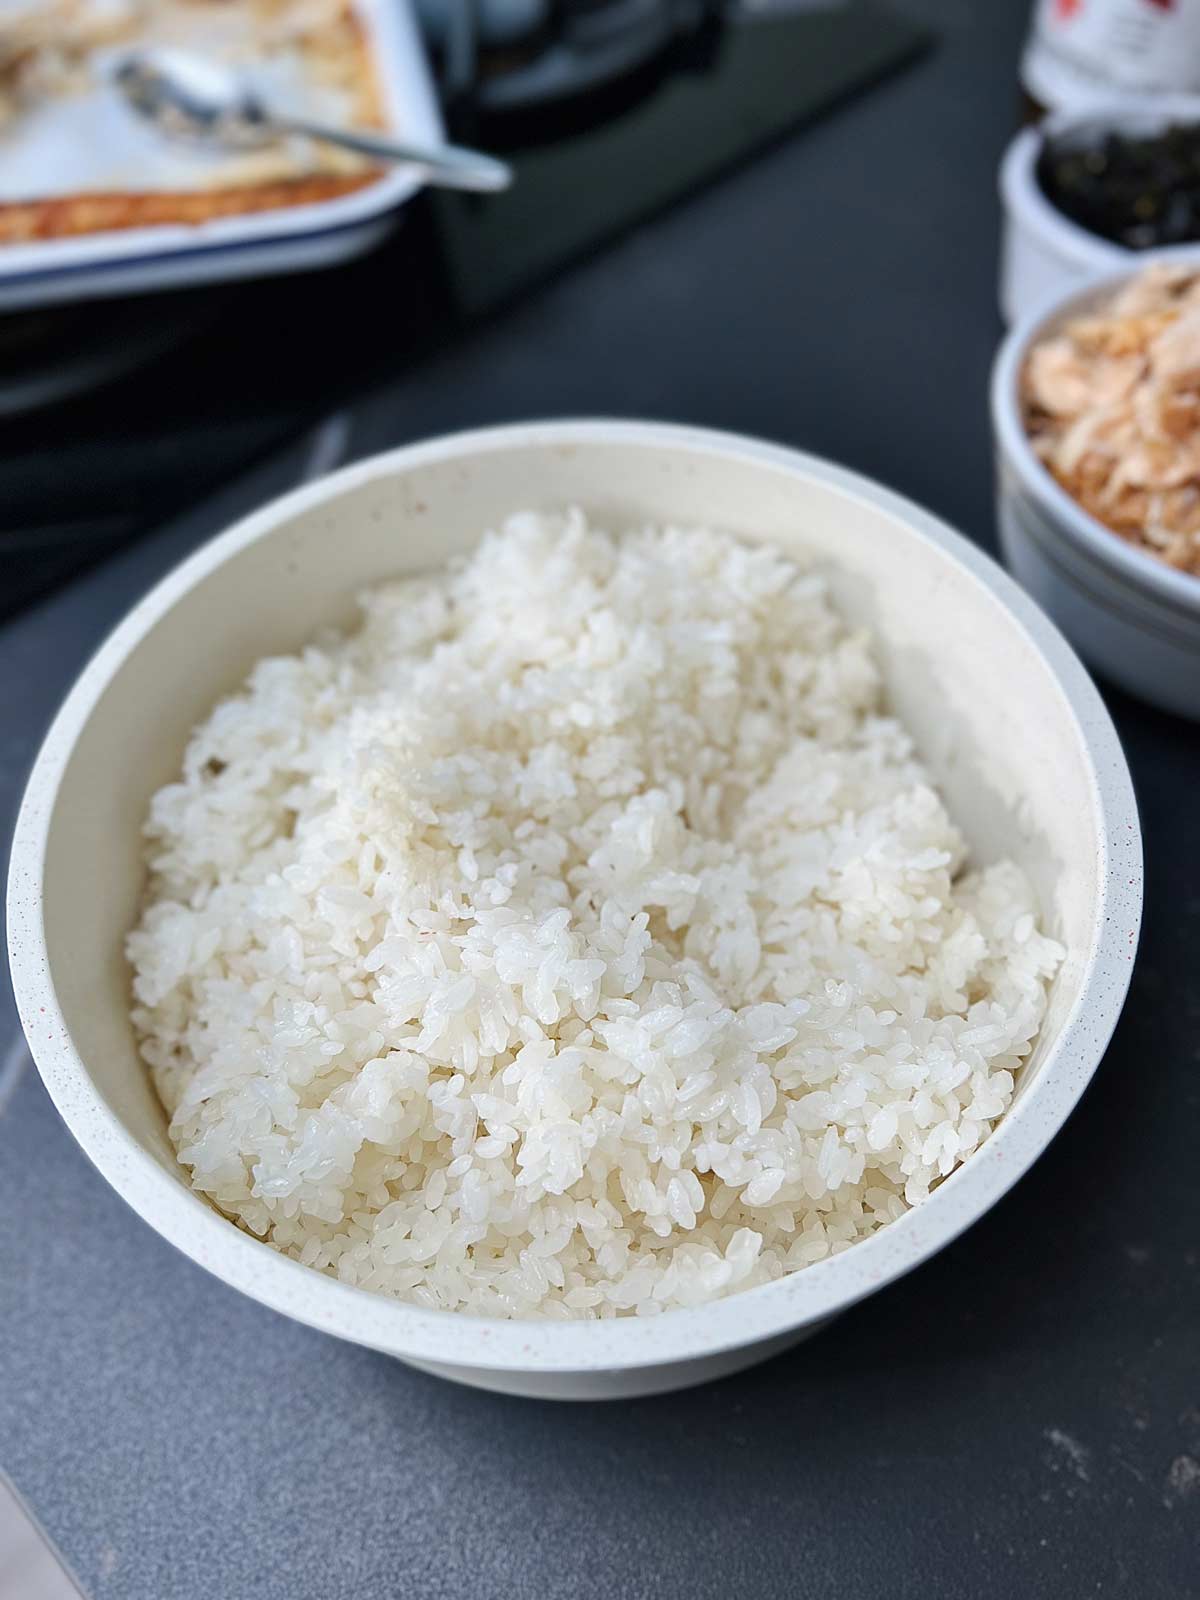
[999,96,1200,324]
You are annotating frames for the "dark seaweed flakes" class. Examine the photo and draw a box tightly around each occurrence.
[1037,123,1200,251]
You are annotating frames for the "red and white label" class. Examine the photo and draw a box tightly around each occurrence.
[1023,0,1200,107]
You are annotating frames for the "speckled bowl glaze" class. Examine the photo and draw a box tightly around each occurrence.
[992,268,1200,721]
[7,421,1142,1400]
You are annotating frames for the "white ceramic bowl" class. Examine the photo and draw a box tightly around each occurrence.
[6,421,1142,1400]
[992,270,1200,721]
[998,98,1200,325]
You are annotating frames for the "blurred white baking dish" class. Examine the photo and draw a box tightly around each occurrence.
[0,0,442,312]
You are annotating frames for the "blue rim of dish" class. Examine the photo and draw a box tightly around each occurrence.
[0,207,399,291]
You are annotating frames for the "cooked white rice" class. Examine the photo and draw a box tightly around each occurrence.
[129,511,1063,1319]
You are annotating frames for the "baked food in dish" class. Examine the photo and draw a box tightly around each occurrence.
[0,0,384,242]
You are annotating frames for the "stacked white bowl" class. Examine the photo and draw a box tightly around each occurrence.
[992,270,1200,721]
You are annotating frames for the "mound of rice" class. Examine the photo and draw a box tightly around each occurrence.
[128,512,1063,1319]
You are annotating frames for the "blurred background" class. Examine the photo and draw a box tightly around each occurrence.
[2,3,1198,1598]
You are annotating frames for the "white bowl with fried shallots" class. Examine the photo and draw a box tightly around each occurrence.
[992,265,1200,721]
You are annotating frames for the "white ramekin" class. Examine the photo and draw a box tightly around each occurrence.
[992,270,1200,721]
[999,97,1200,325]
[6,421,1142,1399]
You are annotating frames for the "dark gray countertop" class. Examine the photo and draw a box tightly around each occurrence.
[3,5,1198,1597]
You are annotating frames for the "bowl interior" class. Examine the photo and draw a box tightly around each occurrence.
[19,424,1128,1369]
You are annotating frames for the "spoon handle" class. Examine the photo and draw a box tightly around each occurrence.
[270,115,512,193]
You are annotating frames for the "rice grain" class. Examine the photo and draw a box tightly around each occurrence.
[128,512,1063,1318]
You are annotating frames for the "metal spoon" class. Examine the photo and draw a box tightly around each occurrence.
[113,48,512,194]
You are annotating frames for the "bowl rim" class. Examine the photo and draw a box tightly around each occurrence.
[6,418,1143,1375]
[991,265,1200,619]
